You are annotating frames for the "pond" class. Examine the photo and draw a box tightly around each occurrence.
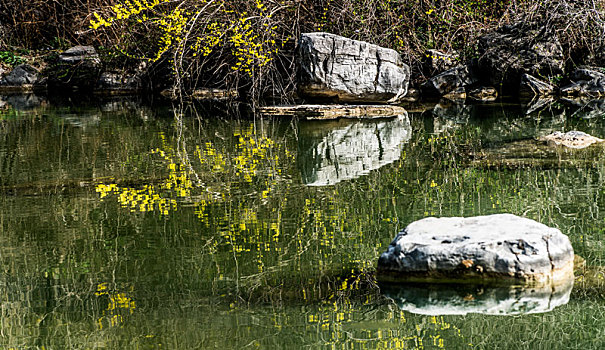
[1,95,605,348]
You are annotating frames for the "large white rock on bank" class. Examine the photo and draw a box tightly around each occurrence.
[298,32,410,103]
[377,214,574,286]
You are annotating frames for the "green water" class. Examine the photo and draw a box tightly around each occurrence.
[1,97,605,349]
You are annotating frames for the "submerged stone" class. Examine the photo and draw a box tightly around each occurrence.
[539,131,604,149]
[259,104,407,120]
[48,46,102,90]
[469,134,605,169]
[377,214,574,286]
[561,68,605,97]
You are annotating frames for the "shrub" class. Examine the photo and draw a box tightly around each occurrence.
[1,0,603,100]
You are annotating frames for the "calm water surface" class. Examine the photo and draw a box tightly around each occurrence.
[1,97,605,348]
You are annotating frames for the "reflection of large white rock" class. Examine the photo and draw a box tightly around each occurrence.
[377,214,574,286]
[381,278,572,316]
[298,114,411,186]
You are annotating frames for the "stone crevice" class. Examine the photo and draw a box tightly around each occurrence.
[374,50,381,91]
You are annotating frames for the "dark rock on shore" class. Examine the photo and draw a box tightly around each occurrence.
[520,74,555,97]
[48,46,102,91]
[561,68,605,97]
[95,71,141,94]
[478,23,564,92]
[400,87,420,102]
[1,64,39,86]
[421,64,478,97]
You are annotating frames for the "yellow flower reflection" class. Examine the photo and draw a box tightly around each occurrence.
[95,282,136,329]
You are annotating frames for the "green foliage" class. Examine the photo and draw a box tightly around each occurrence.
[549,73,564,85]
[48,36,71,50]
[0,50,25,66]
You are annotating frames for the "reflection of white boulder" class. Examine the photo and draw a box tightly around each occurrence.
[381,278,573,316]
[298,114,411,186]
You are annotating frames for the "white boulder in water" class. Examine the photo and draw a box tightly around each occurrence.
[377,214,574,286]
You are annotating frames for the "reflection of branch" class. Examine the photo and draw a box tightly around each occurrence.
[224,234,241,297]
[173,104,204,188]
[239,225,313,287]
